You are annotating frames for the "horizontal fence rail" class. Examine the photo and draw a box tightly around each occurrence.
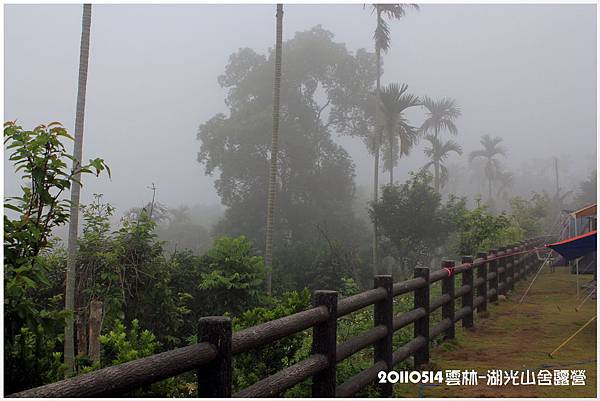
[10,236,553,398]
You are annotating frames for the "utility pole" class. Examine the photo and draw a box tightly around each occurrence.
[147,183,157,219]
[554,157,560,200]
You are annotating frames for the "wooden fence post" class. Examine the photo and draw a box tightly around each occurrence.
[441,260,455,340]
[461,256,474,328]
[413,267,430,369]
[498,247,507,296]
[514,243,521,281]
[523,242,530,275]
[487,250,498,303]
[521,241,529,278]
[76,309,87,360]
[525,241,532,276]
[312,290,338,397]
[518,242,526,280]
[476,252,488,313]
[515,243,521,281]
[529,242,535,274]
[507,245,515,292]
[197,317,232,397]
[374,275,393,397]
[88,300,103,363]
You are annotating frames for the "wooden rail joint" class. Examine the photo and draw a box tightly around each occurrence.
[312,290,338,397]
[461,256,474,328]
[441,260,456,340]
[198,316,232,397]
[413,267,430,369]
[373,275,393,397]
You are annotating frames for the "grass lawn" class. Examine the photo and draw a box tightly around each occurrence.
[394,265,597,398]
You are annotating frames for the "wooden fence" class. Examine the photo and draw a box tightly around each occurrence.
[10,236,552,398]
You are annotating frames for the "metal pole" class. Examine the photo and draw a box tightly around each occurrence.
[574,214,579,296]
[548,315,596,358]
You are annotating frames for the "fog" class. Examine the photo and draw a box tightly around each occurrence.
[4,3,596,223]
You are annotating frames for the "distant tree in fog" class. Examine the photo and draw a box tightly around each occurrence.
[378,83,420,185]
[197,27,370,255]
[422,134,462,191]
[575,169,597,207]
[367,3,419,274]
[495,169,514,203]
[469,134,507,205]
[420,96,461,191]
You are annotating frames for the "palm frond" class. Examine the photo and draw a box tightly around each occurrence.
[469,149,488,163]
[420,96,461,136]
[440,119,459,135]
[374,17,391,52]
[397,122,419,157]
[422,160,435,170]
[372,4,420,53]
[441,139,462,156]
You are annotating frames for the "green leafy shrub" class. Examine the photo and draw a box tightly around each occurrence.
[450,205,523,256]
[99,319,158,365]
[4,121,108,393]
[198,236,266,316]
[231,289,311,394]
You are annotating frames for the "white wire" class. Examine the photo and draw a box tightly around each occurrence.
[518,253,552,304]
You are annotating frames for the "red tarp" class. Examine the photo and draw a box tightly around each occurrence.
[546,230,597,260]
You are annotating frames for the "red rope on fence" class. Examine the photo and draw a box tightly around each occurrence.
[451,246,551,272]
[482,246,550,264]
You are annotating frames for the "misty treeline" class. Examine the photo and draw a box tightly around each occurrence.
[4,10,597,400]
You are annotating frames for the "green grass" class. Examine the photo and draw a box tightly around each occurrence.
[394,266,597,398]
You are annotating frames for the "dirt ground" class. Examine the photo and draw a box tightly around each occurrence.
[394,265,597,398]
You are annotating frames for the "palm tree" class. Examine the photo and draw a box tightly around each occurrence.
[420,96,461,191]
[422,134,463,191]
[64,3,92,374]
[495,169,514,202]
[264,4,283,295]
[379,83,420,184]
[469,135,507,204]
[368,3,419,274]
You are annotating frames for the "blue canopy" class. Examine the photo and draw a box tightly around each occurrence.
[546,230,597,260]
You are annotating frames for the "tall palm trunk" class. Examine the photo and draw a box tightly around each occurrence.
[264,4,283,295]
[65,3,92,374]
[488,174,493,203]
[434,161,440,192]
[433,126,439,192]
[388,131,394,185]
[372,10,382,276]
[372,126,380,275]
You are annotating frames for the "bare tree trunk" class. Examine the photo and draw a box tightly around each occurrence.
[372,21,382,276]
[76,310,88,359]
[433,126,440,192]
[389,133,394,185]
[88,301,103,363]
[264,4,283,295]
[65,3,92,375]
[373,137,380,276]
[434,161,440,192]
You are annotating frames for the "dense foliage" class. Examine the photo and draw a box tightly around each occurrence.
[4,122,109,393]
[197,27,374,252]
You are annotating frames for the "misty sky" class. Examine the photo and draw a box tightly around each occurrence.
[4,3,597,216]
